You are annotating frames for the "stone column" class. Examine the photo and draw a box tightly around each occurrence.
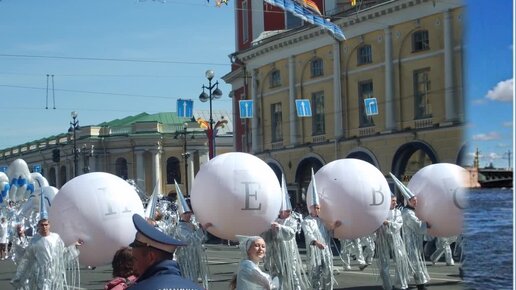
[151,145,162,195]
[384,26,395,130]
[444,9,456,121]
[333,42,343,138]
[289,55,298,146]
[135,149,146,192]
[251,69,260,153]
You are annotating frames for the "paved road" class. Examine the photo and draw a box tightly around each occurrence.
[0,244,463,290]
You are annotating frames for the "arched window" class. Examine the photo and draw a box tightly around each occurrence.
[48,167,56,187]
[166,157,181,184]
[115,158,128,180]
[59,166,67,188]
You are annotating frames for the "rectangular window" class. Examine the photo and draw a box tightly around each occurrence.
[358,80,375,127]
[312,91,325,135]
[412,30,429,52]
[357,45,372,65]
[242,0,249,43]
[414,68,432,119]
[311,58,324,77]
[271,103,283,142]
[270,70,281,88]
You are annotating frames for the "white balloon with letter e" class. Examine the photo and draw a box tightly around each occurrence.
[190,152,282,240]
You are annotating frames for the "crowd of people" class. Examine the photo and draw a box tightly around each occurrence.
[0,178,462,290]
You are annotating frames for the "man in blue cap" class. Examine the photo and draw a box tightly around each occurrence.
[127,214,203,290]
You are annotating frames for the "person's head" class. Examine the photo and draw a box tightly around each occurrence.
[390,195,397,210]
[408,196,418,208]
[15,224,25,237]
[129,214,186,276]
[0,217,5,223]
[37,219,50,236]
[279,210,291,219]
[245,237,266,263]
[310,204,321,217]
[111,247,136,278]
[180,211,193,222]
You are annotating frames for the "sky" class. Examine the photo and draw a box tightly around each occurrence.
[0,0,513,169]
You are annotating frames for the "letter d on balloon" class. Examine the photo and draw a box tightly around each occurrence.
[369,187,384,206]
[241,181,262,210]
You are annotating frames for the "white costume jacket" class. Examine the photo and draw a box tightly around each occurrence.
[11,232,80,290]
[401,206,430,285]
[301,215,334,290]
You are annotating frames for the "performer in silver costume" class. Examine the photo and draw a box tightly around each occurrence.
[401,195,431,290]
[11,224,30,265]
[430,236,457,266]
[10,218,81,290]
[231,235,277,290]
[171,181,211,289]
[262,174,310,290]
[301,169,341,290]
[391,173,430,290]
[375,194,410,290]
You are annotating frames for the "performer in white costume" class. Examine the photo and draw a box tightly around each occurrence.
[11,224,30,264]
[262,174,310,290]
[10,215,81,289]
[430,236,457,266]
[231,235,278,290]
[375,194,410,290]
[391,173,430,290]
[302,169,341,290]
[171,181,211,289]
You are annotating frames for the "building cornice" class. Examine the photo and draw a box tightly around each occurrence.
[237,0,463,68]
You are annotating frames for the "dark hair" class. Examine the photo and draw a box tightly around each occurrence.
[112,247,135,278]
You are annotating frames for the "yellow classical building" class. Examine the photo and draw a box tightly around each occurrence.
[223,0,466,203]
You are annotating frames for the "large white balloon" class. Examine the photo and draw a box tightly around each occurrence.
[190,152,282,240]
[48,172,144,267]
[408,163,468,237]
[306,158,390,240]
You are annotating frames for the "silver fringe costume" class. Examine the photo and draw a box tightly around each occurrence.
[376,208,411,290]
[301,215,334,290]
[172,220,210,289]
[401,206,430,285]
[430,236,457,265]
[11,234,29,265]
[10,232,80,290]
[262,215,310,290]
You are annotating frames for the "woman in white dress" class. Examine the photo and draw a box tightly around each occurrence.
[230,236,277,290]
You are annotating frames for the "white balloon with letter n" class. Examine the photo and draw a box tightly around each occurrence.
[48,172,144,267]
[306,158,390,240]
[190,152,282,240]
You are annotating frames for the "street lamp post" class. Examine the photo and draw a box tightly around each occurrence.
[68,111,80,177]
[181,122,191,196]
[199,69,222,159]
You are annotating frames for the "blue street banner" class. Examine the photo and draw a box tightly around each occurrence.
[177,99,194,118]
[33,164,42,173]
[239,100,254,119]
[296,99,312,117]
[364,98,379,116]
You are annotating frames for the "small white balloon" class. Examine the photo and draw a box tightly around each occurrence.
[408,163,468,237]
[190,152,282,240]
[48,172,144,267]
[306,158,391,240]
